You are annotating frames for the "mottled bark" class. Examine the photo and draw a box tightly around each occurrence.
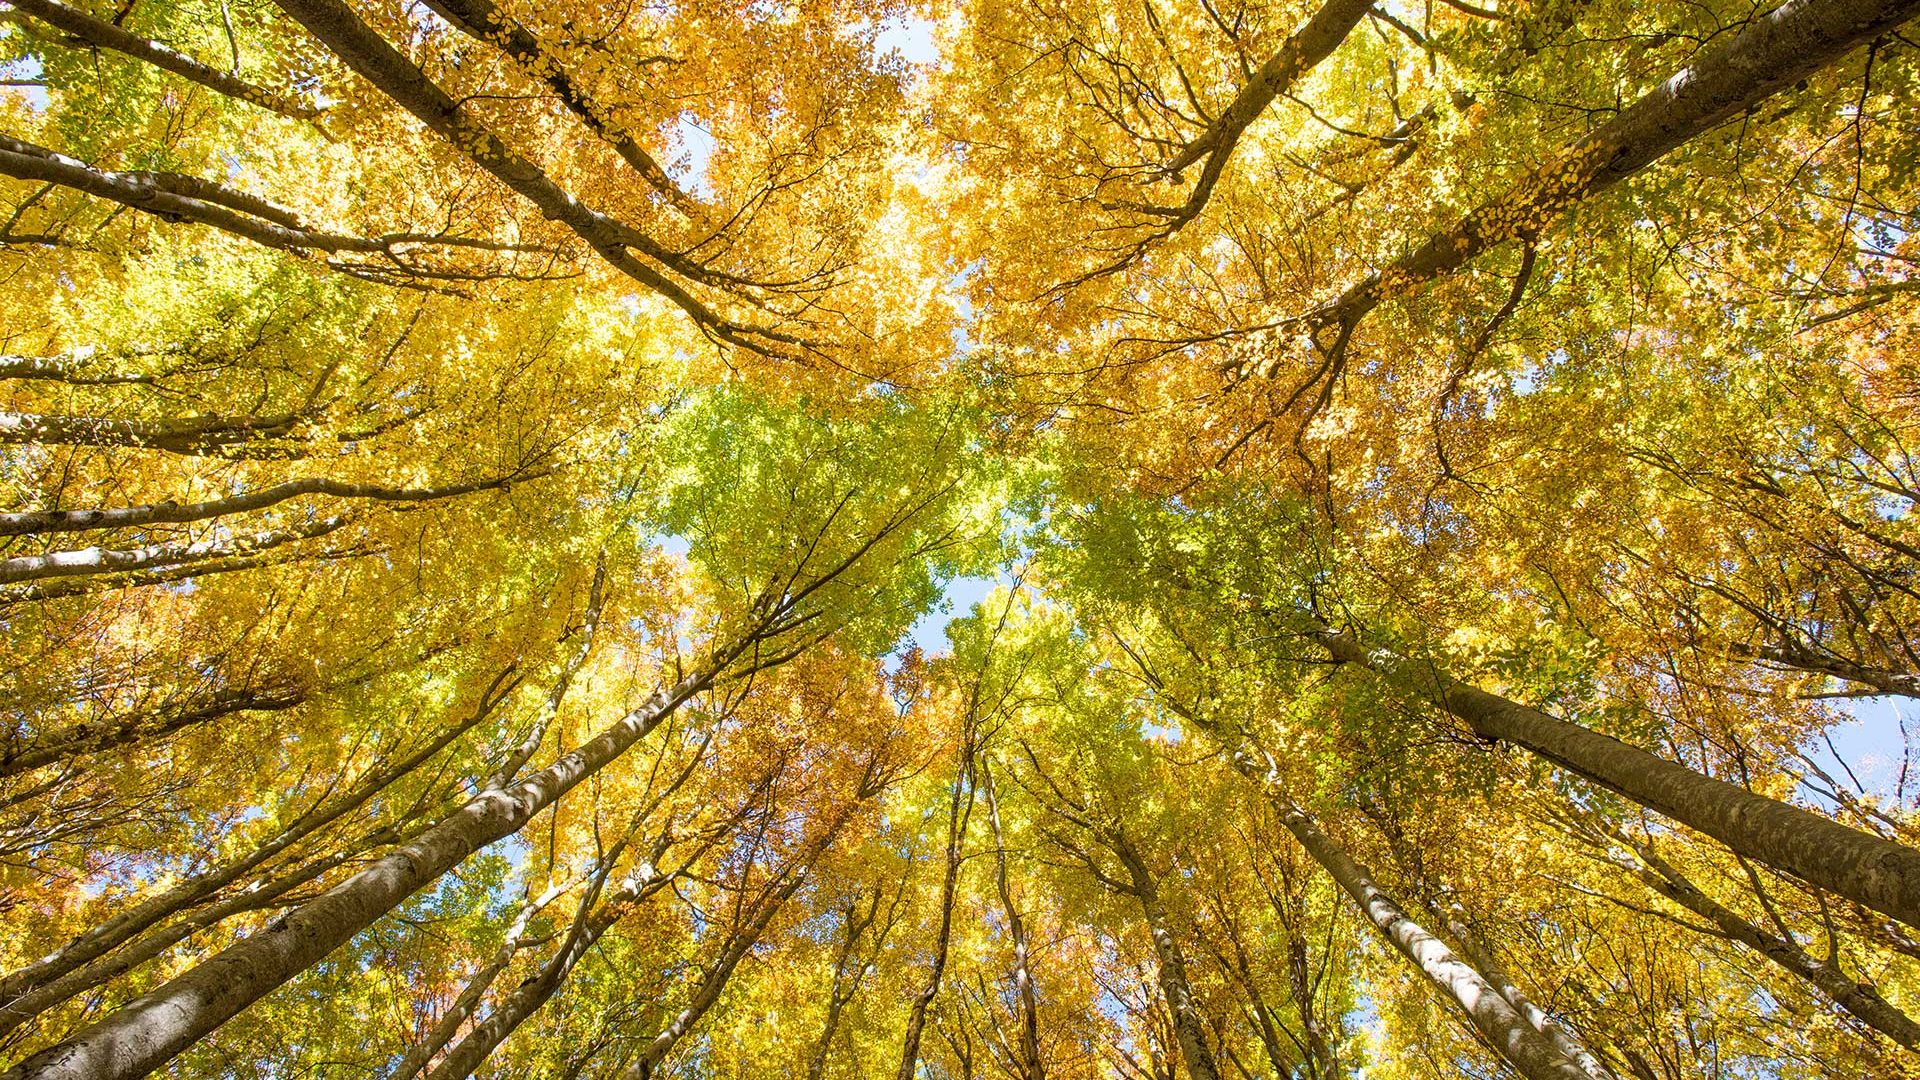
[0,547,364,604]
[896,738,977,1080]
[1247,0,1919,375]
[0,669,514,1016]
[1617,830,1920,1048]
[1318,629,1920,930]
[0,664,717,1080]
[0,407,305,454]
[0,514,350,584]
[270,0,803,355]
[5,0,322,118]
[0,468,546,537]
[1109,830,1221,1080]
[0,353,155,385]
[0,684,307,778]
[983,759,1045,1080]
[419,0,702,217]
[1270,800,1595,1080]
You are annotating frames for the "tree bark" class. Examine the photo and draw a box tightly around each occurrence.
[0,407,304,454]
[895,737,976,1080]
[1318,629,1920,931]
[0,684,307,777]
[1108,830,1222,1080]
[623,865,814,1079]
[0,662,719,1080]
[1270,800,1596,1080]
[0,668,515,1013]
[269,0,802,355]
[418,0,703,217]
[0,468,545,537]
[1615,828,1920,1049]
[0,515,351,584]
[982,759,1045,1080]
[1261,0,1919,370]
[5,0,322,118]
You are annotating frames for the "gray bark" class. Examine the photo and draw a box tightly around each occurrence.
[269,0,803,355]
[1109,831,1222,1080]
[0,665,717,1080]
[1318,629,1920,930]
[0,669,514,1017]
[5,0,322,118]
[0,469,545,537]
[1271,800,1596,1080]
[1279,0,1919,360]
[0,515,350,584]
[0,684,307,778]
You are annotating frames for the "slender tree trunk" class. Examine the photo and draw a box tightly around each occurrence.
[624,866,814,1079]
[1317,629,1920,930]
[1109,831,1222,1080]
[0,659,721,1080]
[0,408,303,453]
[268,0,801,354]
[390,877,576,1080]
[1269,801,1598,1080]
[1437,908,1614,1080]
[3,0,322,118]
[1298,0,1920,336]
[0,815,431,1041]
[419,855,682,1080]
[805,893,881,1080]
[896,739,977,1080]
[0,514,350,584]
[0,353,154,385]
[0,469,545,538]
[418,0,702,216]
[0,667,516,1016]
[0,685,307,777]
[982,760,1045,1080]
[487,555,606,788]
[0,548,364,603]
[1615,828,1920,1048]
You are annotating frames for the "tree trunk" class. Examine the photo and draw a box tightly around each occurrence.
[0,685,307,777]
[0,408,304,454]
[982,759,1045,1080]
[1318,629,1920,930]
[1109,830,1222,1080]
[0,668,515,1016]
[0,469,544,537]
[419,0,701,216]
[1269,800,1597,1080]
[0,515,350,584]
[3,0,322,118]
[623,866,814,1079]
[896,738,976,1080]
[0,662,719,1080]
[1300,0,1919,336]
[1620,829,1920,1048]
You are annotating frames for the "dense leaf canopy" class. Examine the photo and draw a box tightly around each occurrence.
[3,0,1920,1076]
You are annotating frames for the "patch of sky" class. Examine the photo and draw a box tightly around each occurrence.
[0,52,48,111]
[670,113,717,199]
[872,16,941,70]
[900,572,1000,655]
[1804,695,1912,804]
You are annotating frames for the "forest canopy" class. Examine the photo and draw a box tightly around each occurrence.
[3,0,1920,1076]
